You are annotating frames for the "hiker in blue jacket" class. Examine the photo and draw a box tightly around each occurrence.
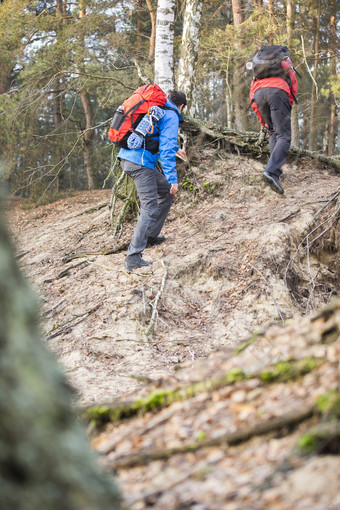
[119,90,187,271]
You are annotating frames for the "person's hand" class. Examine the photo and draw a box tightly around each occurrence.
[176,148,187,160]
[281,58,292,71]
[170,183,178,195]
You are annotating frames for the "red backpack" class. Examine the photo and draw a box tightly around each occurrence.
[108,84,167,149]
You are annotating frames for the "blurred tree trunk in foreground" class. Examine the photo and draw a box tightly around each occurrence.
[0,194,122,510]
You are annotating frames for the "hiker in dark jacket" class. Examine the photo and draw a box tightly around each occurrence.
[119,90,187,271]
[250,58,298,195]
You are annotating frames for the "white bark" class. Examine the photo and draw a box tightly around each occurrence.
[177,0,203,116]
[154,0,175,94]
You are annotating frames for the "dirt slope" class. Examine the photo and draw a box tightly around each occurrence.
[8,146,340,508]
[90,300,340,510]
[8,149,339,407]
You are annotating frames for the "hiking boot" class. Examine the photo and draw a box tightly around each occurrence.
[125,254,153,271]
[147,236,166,246]
[262,171,284,195]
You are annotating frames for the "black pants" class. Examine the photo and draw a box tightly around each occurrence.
[254,87,291,178]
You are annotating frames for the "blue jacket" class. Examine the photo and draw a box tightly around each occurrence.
[118,99,182,184]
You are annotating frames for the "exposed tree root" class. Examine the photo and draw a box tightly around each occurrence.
[112,404,316,470]
[80,358,323,426]
[182,116,340,171]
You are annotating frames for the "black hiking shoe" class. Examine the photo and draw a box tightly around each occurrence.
[125,254,153,271]
[147,236,166,246]
[262,171,284,195]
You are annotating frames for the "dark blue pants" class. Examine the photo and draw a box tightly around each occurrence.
[121,160,173,257]
[253,88,291,178]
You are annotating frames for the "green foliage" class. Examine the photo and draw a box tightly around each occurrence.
[234,331,262,354]
[316,391,340,418]
[182,177,200,194]
[0,0,338,202]
[298,432,319,454]
[203,181,216,194]
[259,358,321,383]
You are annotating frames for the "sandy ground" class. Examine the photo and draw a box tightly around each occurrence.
[7,147,340,509]
[8,149,340,407]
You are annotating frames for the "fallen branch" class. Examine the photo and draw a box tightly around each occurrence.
[62,243,129,263]
[41,298,65,317]
[76,202,108,216]
[43,304,101,341]
[136,259,168,342]
[279,209,301,222]
[56,261,89,279]
[15,250,30,260]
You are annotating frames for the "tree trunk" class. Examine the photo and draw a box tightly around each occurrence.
[287,0,299,147]
[267,0,274,44]
[308,0,321,152]
[136,0,143,55]
[0,194,122,510]
[54,0,65,191]
[146,0,156,61]
[232,0,244,25]
[79,90,96,190]
[327,0,337,156]
[154,0,175,93]
[0,65,12,94]
[78,1,96,190]
[177,0,203,116]
[231,0,248,131]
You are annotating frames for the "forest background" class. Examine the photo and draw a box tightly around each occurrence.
[0,0,338,204]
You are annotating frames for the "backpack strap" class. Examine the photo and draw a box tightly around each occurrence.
[284,73,298,104]
[161,105,183,122]
[125,99,146,129]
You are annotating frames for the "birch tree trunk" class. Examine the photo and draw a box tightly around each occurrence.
[154,0,175,93]
[177,0,203,116]
[231,0,248,131]
[287,0,299,147]
[308,0,321,152]
[327,0,337,156]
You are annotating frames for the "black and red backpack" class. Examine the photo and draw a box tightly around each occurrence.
[251,45,291,80]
